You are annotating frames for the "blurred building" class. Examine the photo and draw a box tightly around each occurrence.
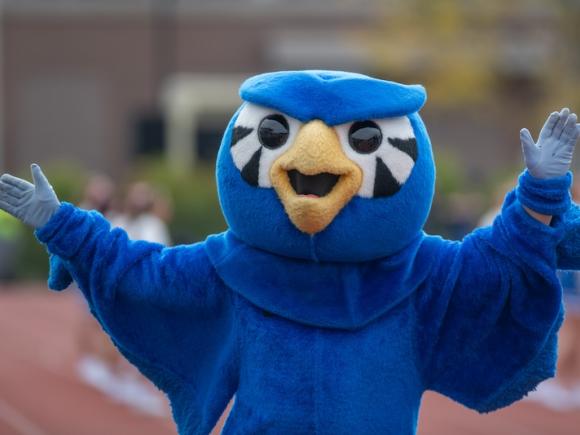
[0,0,377,175]
[368,0,580,182]
[0,0,578,184]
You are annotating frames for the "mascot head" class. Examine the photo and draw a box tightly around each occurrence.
[216,70,435,262]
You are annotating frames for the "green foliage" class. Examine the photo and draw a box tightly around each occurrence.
[0,211,21,240]
[12,225,48,280]
[432,151,466,195]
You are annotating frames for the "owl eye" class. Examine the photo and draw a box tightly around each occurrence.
[258,114,289,149]
[348,121,382,154]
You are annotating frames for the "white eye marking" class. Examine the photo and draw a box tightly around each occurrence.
[231,103,301,188]
[231,131,261,169]
[335,116,417,198]
[382,141,415,184]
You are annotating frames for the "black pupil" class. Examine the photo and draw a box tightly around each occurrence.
[258,114,289,149]
[348,121,382,154]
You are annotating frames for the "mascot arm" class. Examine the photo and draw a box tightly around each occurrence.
[524,108,580,268]
[35,202,216,310]
[556,202,580,269]
[418,174,568,413]
[34,202,234,396]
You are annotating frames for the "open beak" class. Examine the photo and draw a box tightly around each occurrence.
[270,120,362,234]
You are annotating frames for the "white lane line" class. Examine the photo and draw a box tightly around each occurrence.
[0,397,48,435]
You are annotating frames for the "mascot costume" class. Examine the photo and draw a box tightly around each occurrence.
[1,70,580,434]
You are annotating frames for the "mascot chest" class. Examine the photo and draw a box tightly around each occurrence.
[224,294,423,434]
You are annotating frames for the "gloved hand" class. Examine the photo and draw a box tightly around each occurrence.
[521,108,579,179]
[0,164,60,228]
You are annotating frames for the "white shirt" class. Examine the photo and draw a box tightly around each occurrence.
[112,213,171,246]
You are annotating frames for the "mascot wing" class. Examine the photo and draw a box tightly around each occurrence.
[36,203,237,431]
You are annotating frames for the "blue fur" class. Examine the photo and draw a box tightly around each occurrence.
[33,71,571,433]
[240,70,426,125]
[37,205,237,434]
[556,203,580,269]
[36,185,565,433]
[218,109,435,262]
[47,254,73,290]
[516,170,571,215]
[203,230,434,330]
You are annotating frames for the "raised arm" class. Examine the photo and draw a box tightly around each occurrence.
[520,108,578,223]
[523,109,580,269]
[0,165,216,307]
[416,109,577,412]
[0,166,234,395]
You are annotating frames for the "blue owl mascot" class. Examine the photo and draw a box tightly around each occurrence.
[2,71,580,434]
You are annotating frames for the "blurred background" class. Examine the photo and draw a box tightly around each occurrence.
[0,0,579,434]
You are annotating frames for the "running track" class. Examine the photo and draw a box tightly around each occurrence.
[0,284,578,435]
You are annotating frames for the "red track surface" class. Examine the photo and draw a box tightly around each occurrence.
[0,283,578,435]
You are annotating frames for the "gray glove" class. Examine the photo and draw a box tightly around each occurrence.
[521,108,579,179]
[0,164,60,228]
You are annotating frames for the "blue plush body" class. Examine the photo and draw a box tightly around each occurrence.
[39,192,565,434]
[36,71,572,434]
[556,203,580,269]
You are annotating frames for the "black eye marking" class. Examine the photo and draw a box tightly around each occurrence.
[258,114,289,149]
[374,157,401,197]
[241,148,262,186]
[231,126,254,147]
[388,137,418,161]
[349,121,383,154]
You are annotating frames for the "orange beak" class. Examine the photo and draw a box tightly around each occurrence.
[270,120,362,234]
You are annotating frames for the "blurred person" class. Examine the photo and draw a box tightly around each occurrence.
[79,173,117,216]
[75,175,122,400]
[112,181,171,246]
[92,180,172,416]
[152,186,175,225]
[75,175,168,416]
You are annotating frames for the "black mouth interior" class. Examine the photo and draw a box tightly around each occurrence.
[287,170,340,197]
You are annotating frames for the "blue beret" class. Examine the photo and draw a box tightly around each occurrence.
[240,70,427,126]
